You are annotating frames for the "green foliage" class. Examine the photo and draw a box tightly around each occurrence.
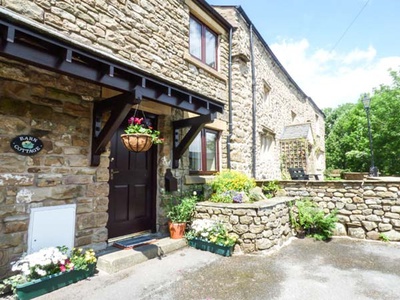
[209,193,233,203]
[2,274,25,295]
[261,180,280,198]
[379,233,390,242]
[208,170,256,203]
[163,192,198,223]
[290,199,338,241]
[324,69,400,175]
[68,248,97,271]
[211,170,256,194]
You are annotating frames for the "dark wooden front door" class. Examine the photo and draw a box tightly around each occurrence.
[107,113,157,239]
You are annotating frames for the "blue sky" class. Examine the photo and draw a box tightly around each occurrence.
[207,0,400,109]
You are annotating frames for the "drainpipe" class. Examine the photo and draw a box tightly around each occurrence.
[249,24,257,178]
[227,27,233,170]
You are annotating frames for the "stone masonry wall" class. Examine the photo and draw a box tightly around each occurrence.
[278,180,400,241]
[0,58,108,278]
[193,180,400,255]
[214,7,325,179]
[194,198,293,253]
[0,0,229,104]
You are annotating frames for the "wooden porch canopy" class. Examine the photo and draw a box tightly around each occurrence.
[0,13,224,166]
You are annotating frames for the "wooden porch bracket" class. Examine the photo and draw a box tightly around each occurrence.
[91,91,141,166]
[172,113,216,169]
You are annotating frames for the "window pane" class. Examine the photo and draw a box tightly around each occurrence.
[189,133,202,171]
[206,131,217,171]
[205,29,216,68]
[189,18,202,59]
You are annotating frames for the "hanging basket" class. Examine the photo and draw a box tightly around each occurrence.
[120,134,153,152]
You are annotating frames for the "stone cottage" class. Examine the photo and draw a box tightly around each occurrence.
[0,0,324,277]
[0,0,232,277]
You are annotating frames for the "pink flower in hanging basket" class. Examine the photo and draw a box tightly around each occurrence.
[124,116,163,145]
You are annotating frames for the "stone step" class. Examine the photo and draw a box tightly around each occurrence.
[96,237,187,274]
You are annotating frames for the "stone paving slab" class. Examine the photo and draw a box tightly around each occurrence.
[96,237,187,274]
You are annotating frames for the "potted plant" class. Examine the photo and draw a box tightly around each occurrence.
[163,192,197,239]
[1,246,97,300]
[121,116,164,152]
[186,219,237,256]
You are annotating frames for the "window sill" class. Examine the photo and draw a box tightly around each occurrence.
[184,52,227,82]
[184,174,216,184]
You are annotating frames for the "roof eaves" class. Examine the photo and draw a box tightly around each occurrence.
[194,0,233,30]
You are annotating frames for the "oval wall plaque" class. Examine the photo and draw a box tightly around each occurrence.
[10,135,44,156]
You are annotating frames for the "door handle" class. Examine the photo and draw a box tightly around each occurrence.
[110,170,119,180]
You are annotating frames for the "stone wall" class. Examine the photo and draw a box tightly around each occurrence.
[194,197,293,253]
[193,180,400,255]
[0,0,229,104]
[277,180,400,241]
[0,57,108,278]
[214,7,325,179]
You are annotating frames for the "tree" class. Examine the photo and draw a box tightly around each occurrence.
[325,69,400,175]
[323,103,354,138]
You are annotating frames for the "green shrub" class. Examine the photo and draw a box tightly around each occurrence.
[209,193,233,203]
[290,199,338,241]
[261,180,280,198]
[208,170,256,203]
[210,170,255,194]
[162,191,198,223]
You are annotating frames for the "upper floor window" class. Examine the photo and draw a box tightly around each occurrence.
[189,16,217,69]
[189,129,219,174]
[291,111,297,122]
[263,83,271,104]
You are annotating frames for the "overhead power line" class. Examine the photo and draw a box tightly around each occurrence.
[330,0,370,52]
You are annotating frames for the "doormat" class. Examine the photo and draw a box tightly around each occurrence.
[113,235,157,250]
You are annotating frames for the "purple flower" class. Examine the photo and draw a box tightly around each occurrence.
[232,192,243,203]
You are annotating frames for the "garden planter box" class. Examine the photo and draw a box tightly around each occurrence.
[16,264,96,300]
[187,238,233,257]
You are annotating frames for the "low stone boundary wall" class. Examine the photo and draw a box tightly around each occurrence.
[194,180,400,254]
[193,197,294,253]
[275,180,400,241]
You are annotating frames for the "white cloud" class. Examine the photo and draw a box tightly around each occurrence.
[270,39,400,109]
[342,46,376,64]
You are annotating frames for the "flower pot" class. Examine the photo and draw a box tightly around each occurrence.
[187,238,233,257]
[168,221,186,239]
[120,134,153,152]
[16,264,96,300]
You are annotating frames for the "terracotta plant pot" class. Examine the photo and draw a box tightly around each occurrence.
[120,134,153,152]
[168,221,186,239]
